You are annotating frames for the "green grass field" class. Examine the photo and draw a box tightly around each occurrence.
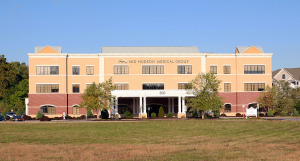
[0,119,299,160]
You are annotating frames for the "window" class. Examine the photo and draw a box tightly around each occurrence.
[210,66,217,74]
[72,66,80,75]
[178,65,192,74]
[282,74,286,80]
[224,83,231,92]
[36,66,59,75]
[72,84,80,93]
[244,65,265,74]
[223,66,231,74]
[36,84,59,93]
[244,83,265,91]
[86,66,94,75]
[224,104,231,112]
[114,83,129,90]
[143,83,164,90]
[178,83,191,90]
[142,65,164,74]
[40,105,55,115]
[114,65,129,74]
[73,105,80,115]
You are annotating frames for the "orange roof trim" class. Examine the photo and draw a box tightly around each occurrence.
[243,46,263,54]
[38,46,58,54]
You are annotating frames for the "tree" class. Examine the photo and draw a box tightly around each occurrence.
[258,80,295,115]
[257,85,276,111]
[158,106,164,118]
[80,78,115,119]
[185,73,223,119]
[0,55,17,99]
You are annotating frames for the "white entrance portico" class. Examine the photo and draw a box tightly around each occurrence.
[111,90,194,118]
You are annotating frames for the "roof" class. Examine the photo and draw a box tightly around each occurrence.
[272,69,281,78]
[101,47,199,53]
[284,68,300,80]
[35,46,62,53]
[236,46,264,53]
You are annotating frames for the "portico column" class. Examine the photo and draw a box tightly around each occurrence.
[178,96,182,113]
[168,98,171,113]
[172,98,174,113]
[110,98,114,115]
[115,97,119,114]
[143,96,146,114]
[139,97,142,114]
[182,97,186,113]
[132,98,135,114]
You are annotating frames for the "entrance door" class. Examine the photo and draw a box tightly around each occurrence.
[147,104,162,117]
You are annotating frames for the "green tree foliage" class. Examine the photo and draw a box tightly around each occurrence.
[36,111,43,119]
[124,110,132,119]
[158,106,164,118]
[185,73,223,119]
[258,81,296,115]
[0,55,28,113]
[151,112,157,117]
[0,55,17,99]
[80,78,115,119]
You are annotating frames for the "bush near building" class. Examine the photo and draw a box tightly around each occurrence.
[151,112,157,117]
[158,106,164,118]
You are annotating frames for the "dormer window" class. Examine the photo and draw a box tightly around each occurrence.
[282,74,286,80]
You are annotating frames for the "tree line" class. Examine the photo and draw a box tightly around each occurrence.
[0,55,28,114]
[258,80,300,116]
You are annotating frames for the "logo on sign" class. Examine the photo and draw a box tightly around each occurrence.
[159,91,166,95]
[118,59,127,63]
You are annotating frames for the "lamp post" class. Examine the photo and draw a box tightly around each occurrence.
[148,107,150,118]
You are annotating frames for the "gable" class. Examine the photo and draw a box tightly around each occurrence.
[243,46,263,54]
[38,46,58,54]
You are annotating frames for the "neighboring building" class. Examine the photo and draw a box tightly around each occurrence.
[272,68,300,88]
[28,45,273,118]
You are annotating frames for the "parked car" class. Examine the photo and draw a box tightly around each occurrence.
[6,112,16,118]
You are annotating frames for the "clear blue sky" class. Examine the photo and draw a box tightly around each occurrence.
[0,0,299,70]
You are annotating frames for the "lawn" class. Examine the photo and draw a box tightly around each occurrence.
[0,119,299,160]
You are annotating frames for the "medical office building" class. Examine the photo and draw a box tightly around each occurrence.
[27,46,272,118]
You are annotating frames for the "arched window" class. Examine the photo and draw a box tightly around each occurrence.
[73,105,80,115]
[224,104,231,112]
[40,105,55,115]
[282,74,286,80]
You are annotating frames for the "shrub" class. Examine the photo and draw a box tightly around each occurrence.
[87,110,93,117]
[16,109,23,116]
[40,116,51,121]
[151,112,157,118]
[167,113,173,118]
[220,113,227,116]
[124,110,132,119]
[236,113,242,117]
[1,109,7,116]
[9,117,13,121]
[267,109,274,117]
[22,115,32,120]
[142,116,146,119]
[259,113,265,117]
[101,109,109,119]
[36,111,43,120]
[158,106,164,118]
[281,111,287,116]
[192,110,198,118]
[213,110,220,117]
[293,109,299,116]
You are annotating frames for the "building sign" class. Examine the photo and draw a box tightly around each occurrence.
[118,59,189,64]
[246,107,258,119]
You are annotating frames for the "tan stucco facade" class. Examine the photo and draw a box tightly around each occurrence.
[28,46,273,118]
